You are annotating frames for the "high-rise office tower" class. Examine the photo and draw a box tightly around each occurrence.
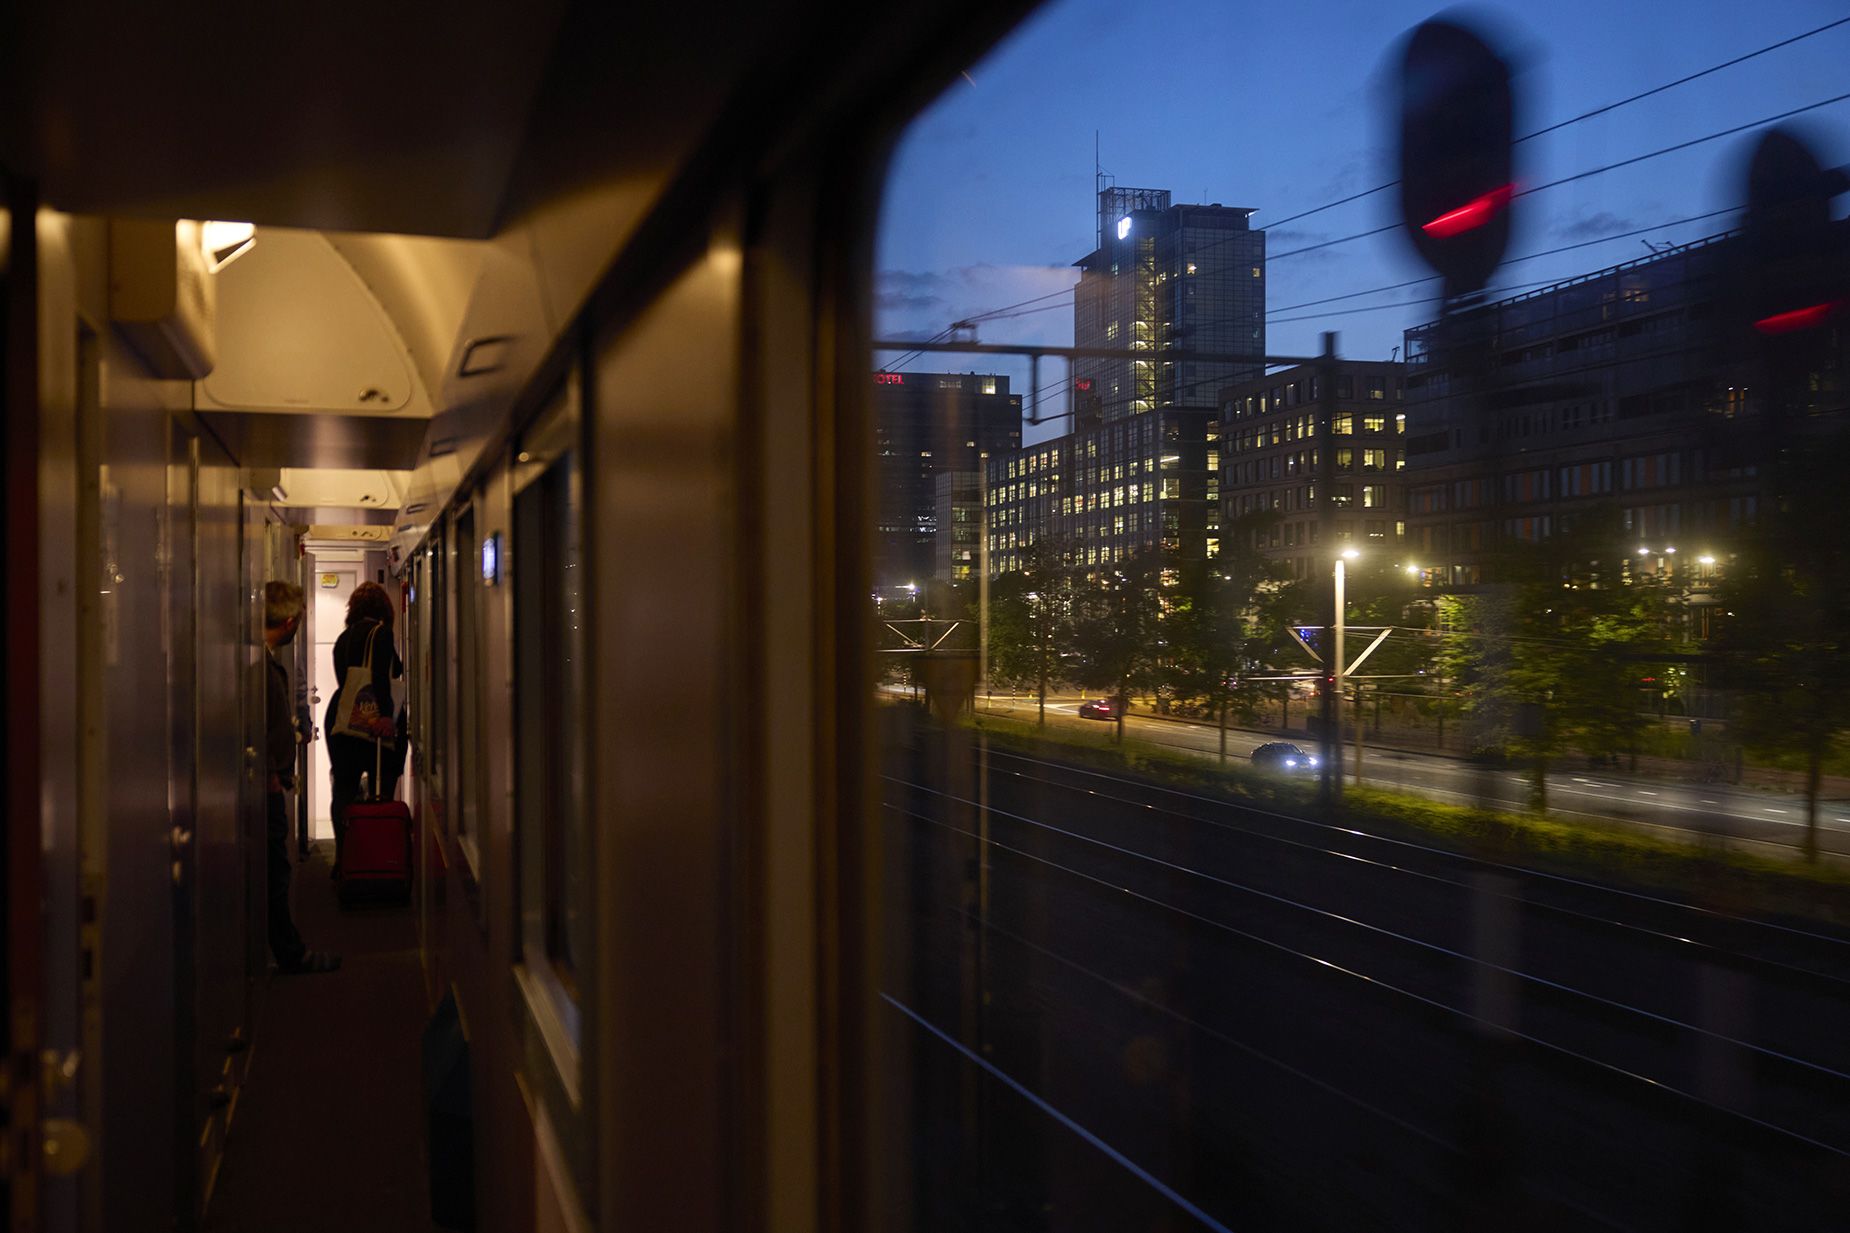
[1072,186,1266,422]
[872,370,1022,590]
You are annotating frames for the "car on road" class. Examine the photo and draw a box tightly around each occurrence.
[1252,742,1319,773]
[1078,699,1119,720]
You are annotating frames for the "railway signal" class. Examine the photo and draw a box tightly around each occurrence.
[1735,126,1848,371]
[1395,18,1517,302]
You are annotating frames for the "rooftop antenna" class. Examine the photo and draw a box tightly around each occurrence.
[1390,344,1401,362]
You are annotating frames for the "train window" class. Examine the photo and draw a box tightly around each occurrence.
[426,535,448,810]
[453,501,483,874]
[512,379,589,1065]
[867,3,1850,1229]
[406,555,423,751]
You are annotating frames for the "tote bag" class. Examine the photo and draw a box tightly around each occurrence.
[332,622,396,745]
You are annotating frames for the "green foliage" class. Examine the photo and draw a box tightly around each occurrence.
[1710,426,1850,859]
[1164,515,1286,730]
[984,537,1077,711]
[1068,548,1165,712]
[985,573,1038,693]
[1431,511,1679,797]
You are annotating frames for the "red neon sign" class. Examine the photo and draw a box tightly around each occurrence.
[874,372,905,385]
[1075,378,1094,392]
[1421,184,1515,239]
[1753,301,1844,335]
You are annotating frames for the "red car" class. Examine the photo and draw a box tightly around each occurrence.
[1077,699,1119,720]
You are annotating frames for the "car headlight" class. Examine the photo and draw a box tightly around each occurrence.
[1285,759,1297,767]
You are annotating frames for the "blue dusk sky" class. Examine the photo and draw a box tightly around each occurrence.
[875,0,1850,440]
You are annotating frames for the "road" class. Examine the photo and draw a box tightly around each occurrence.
[928,688,1850,863]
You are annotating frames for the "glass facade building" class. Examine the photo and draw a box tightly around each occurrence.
[874,371,1021,589]
[1073,186,1266,422]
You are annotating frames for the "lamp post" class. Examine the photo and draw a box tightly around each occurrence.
[1321,546,1359,802]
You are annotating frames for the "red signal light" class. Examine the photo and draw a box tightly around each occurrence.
[1752,300,1844,335]
[1421,184,1515,239]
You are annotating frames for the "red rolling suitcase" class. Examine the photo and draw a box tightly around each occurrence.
[340,738,413,907]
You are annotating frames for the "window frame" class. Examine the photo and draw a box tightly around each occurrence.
[510,369,590,1107]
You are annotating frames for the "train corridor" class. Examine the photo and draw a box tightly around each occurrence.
[202,844,435,1233]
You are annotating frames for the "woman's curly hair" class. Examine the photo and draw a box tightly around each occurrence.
[346,580,396,628]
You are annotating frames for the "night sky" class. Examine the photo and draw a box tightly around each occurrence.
[875,0,1850,441]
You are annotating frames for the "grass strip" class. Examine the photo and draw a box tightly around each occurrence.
[959,708,1850,928]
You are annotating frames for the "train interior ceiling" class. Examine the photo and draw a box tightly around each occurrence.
[2,3,1033,1232]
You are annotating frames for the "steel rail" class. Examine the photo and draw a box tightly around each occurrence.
[885,798,1850,1159]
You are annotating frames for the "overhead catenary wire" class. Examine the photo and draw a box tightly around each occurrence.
[1270,89,1850,264]
[886,19,1850,359]
[1517,14,1850,144]
[1516,88,1850,201]
[1256,14,1850,232]
[895,204,1743,346]
[1268,276,1566,324]
[892,48,1850,410]
[1267,206,1738,315]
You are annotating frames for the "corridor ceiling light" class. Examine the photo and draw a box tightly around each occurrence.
[1699,555,1716,565]
[200,220,256,272]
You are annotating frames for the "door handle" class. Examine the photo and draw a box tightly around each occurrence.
[39,1050,90,1176]
[41,1118,91,1177]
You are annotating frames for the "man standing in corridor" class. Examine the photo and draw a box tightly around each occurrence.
[263,580,340,974]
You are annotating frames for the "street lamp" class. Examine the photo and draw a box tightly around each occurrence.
[1322,546,1361,802]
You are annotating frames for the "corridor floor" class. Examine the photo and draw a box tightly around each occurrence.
[203,841,438,1232]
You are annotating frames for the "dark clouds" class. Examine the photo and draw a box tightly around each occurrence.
[878,291,945,312]
[875,263,1076,325]
[1552,211,1640,241]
